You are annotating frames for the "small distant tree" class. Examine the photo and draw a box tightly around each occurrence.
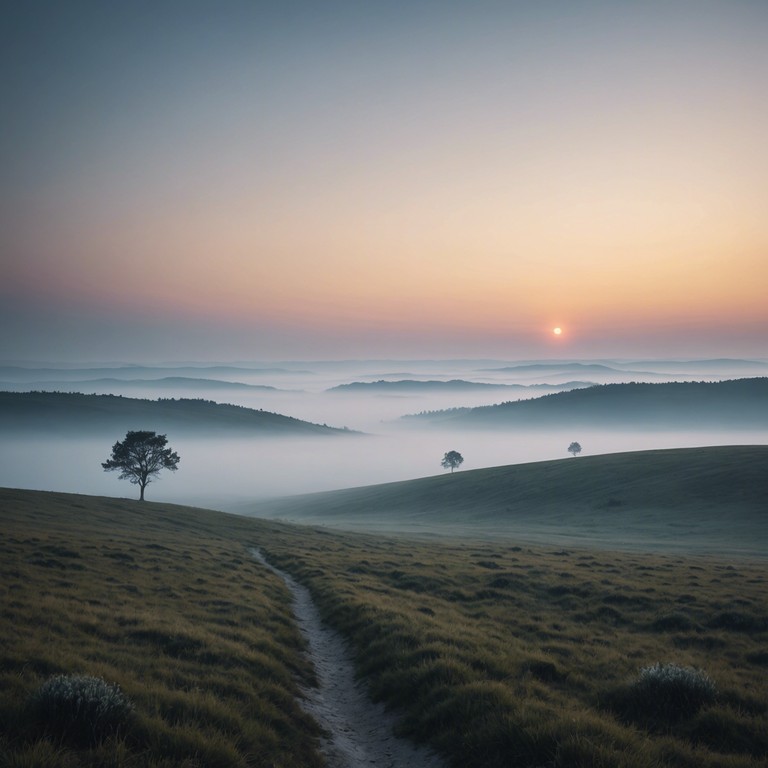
[441,450,464,473]
[568,441,582,457]
[102,430,180,501]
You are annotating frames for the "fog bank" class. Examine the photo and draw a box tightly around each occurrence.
[1,358,765,508]
[1,428,763,510]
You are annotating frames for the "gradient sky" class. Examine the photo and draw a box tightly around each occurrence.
[2,1,766,362]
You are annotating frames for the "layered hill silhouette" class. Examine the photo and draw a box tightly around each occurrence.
[248,446,768,556]
[329,379,590,393]
[479,359,768,378]
[402,378,768,429]
[0,364,306,381]
[0,377,283,393]
[482,362,633,373]
[0,391,351,436]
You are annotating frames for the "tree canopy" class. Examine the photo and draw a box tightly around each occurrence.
[441,450,464,473]
[102,431,180,501]
[568,441,582,457]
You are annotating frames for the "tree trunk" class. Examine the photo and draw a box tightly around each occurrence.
[139,483,146,501]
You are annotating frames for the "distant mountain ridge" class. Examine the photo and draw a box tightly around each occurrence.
[0,391,351,436]
[482,363,621,373]
[0,365,307,381]
[402,378,768,428]
[0,377,282,393]
[329,379,591,393]
[622,358,768,372]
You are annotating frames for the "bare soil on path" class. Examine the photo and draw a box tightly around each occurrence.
[251,548,446,768]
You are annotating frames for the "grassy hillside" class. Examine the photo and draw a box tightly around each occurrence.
[259,523,768,768]
[1,487,766,768]
[0,489,324,767]
[404,378,768,428]
[248,446,768,556]
[0,391,353,436]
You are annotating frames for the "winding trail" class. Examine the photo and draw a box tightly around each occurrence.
[251,548,446,768]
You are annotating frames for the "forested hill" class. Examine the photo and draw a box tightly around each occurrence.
[402,378,768,429]
[0,391,352,436]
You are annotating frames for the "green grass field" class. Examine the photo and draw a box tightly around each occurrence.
[1,446,766,767]
[255,524,767,768]
[0,490,324,768]
[247,445,768,556]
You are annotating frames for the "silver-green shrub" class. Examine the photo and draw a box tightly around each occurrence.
[27,674,134,746]
[629,662,716,723]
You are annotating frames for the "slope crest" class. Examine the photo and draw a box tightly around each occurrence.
[249,446,768,556]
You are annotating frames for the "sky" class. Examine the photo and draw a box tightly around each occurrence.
[1,0,767,362]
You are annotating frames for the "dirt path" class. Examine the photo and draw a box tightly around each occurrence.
[250,548,446,768]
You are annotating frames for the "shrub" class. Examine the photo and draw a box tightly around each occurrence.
[27,674,134,746]
[618,663,717,726]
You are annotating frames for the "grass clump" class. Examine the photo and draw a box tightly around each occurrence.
[615,663,717,726]
[27,674,134,746]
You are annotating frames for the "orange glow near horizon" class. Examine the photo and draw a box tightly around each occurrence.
[3,2,767,360]
[7,218,767,347]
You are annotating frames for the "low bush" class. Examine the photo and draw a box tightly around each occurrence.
[617,663,717,726]
[27,674,135,747]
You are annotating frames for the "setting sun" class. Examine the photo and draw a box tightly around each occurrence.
[553,327,563,336]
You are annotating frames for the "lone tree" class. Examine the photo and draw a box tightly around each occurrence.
[102,431,180,501]
[568,441,582,457]
[441,450,464,473]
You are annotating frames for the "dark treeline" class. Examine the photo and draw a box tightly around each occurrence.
[0,391,353,436]
[405,378,768,429]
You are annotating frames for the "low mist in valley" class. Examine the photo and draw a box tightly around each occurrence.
[1,428,763,511]
[1,358,765,509]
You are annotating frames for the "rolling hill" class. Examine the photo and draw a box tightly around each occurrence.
[624,358,768,374]
[402,378,768,428]
[0,377,283,393]
[0,391,352,436]
[0,364,309,382]
[246,445,768,556]
[328,379,591,393]
[481,362,627,373]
